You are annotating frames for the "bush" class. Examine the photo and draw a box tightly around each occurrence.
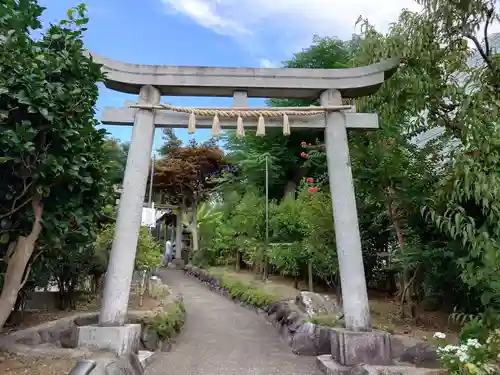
[434,330,500,375]
[209,271,280,308]
[310,314,343,328]
[145,301,186,341]
[95,223,162,271]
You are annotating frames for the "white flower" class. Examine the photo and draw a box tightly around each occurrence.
[455,345,471,363]
[466,338,482,348]
[433,332,447,339]
[437,344,458,354]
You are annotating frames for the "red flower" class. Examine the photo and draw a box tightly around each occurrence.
[300,152,309,160]
[301,141,307,146]
[306,177,313,183]
[308,187,317,193]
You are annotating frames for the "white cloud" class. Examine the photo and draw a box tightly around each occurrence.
[160,0,251,35]
[160,0,422,45]
[259,59,278,68]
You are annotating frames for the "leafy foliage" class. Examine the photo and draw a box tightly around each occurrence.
[154,144,226,207]
[144,300,185,341]
[96,223,162,271]
[194,3,500,354]
[0,1,117,326]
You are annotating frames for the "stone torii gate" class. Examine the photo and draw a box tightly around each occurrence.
[84,54,399,363]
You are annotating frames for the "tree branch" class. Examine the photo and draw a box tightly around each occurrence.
[483,8,494,58]
[19,249,44,290]
[10,179,34,212]
[0,196,33,220]
[466,33,495,73]
[27,195,43,242]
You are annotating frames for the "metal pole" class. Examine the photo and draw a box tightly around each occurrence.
[68,360,96,375]
[265,155,269,245]
[264,155,269,280]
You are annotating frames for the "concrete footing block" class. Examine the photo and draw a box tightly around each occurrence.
[138,350,155,369]
[317,355,448,375]
[317,355,352,375]
[330,328,392,366]
[77,324,141,356]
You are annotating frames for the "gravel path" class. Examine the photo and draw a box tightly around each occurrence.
[145,269,321,375]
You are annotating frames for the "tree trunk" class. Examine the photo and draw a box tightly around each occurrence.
[387,200,413,319]
[308,259,314,292]
[0,197,43,329]
[283,166,309,198]
[284,181,297,198]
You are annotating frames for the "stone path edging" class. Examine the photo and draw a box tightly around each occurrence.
[183,264,332,356]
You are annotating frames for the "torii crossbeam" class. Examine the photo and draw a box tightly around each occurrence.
[94,55,399,345]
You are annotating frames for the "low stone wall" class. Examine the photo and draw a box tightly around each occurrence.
[0,297,186,358]
[0,311,146,357]
[184,264,442,369]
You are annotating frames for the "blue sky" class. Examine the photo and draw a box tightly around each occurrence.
[38,0,417,153]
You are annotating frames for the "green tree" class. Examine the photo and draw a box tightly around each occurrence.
[0,1,114,327]
[157,128,182,156]
[223,36,355,200]
[356,0,500,321]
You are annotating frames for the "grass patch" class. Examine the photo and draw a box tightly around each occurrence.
[207,270,281,308]
[310,314,344,328]
[208,267,298,301]
[144,300,186,341]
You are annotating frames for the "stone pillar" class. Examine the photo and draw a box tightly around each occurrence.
[232,90,248,107]
[175,208,183,259]
[99,85,160,326]
[320,89,371,332]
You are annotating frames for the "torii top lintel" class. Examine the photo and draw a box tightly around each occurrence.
[91,54,399,100]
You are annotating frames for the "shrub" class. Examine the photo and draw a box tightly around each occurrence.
[208,271,280,308]
[434,330,500,375]
[95,223,162,271]
[310,314,342,328]
[146,301,186,341]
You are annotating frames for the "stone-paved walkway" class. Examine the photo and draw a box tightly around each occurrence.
[145,269,321,375]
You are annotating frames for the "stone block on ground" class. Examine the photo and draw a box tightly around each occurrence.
[317,354,353,375]
[77,324,141,356]
[291,322,331,356]
[399,342,440,368]
[330,328,392,366]
[390,335,423,359]
[140,327,159,351]
[317,355,447,375]
[89,352,144,375]
[296,291,343,319]
[59,323,79,348]
[138,350,155,369]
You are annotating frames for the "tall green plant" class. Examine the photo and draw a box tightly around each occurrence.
[0,1,114,328]
[95,224,162,272]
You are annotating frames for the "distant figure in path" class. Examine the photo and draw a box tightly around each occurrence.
[165,240,173,265]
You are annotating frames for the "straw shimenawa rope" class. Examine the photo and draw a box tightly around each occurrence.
[129,102,350,137]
